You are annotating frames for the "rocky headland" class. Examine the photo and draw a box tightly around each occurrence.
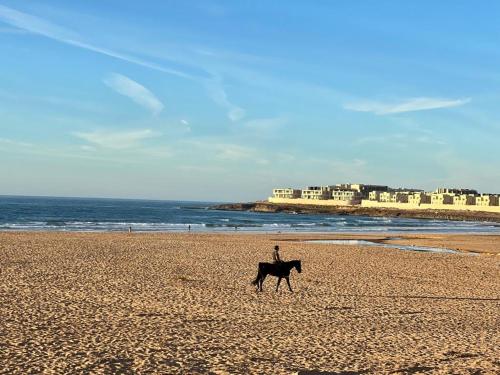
[212,201,500,223]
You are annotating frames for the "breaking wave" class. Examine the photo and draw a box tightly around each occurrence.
[0,196,499,234]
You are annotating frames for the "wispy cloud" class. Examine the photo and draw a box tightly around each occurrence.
[0,137,33,148]
[354,133,446,147]
[0,134,169,164]
[244,117,287,131]
[0,4,256,123]
[433,149,500,191]
[103,73,164,115]
[0,89,109,114]
[204,79,245,121]
[0,25,27,34]
[214,143,267,163]
[299,157,370,183]
[180,119,191,131]
[344,97,471,115]
[0,4,194,79]
[73,129,157,149]
[184,140,268,164]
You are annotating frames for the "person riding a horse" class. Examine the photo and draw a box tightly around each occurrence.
[272,245,282,263]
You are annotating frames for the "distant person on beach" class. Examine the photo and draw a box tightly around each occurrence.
[272,245,282,263]
[128,226,132,233]
[188,224,191,232]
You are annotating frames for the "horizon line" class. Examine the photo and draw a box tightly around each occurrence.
[0,194,227,204]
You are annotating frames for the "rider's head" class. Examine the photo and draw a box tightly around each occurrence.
[274,245,279,250]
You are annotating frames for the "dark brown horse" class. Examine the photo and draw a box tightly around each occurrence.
[251,260,302,292]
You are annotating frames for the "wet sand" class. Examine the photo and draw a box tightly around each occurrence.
[0,232,499,374]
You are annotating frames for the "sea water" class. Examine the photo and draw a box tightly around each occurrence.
[1,195,499,233]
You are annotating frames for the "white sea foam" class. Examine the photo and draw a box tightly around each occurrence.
[305,239,460,254]
[1,197,499,234]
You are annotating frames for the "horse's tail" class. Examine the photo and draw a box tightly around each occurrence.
[251,271,260,285]
[251,264,262,285]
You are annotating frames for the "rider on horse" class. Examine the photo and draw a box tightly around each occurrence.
[272,245,282,263]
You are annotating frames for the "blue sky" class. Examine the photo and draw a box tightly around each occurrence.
[1,1,499,201]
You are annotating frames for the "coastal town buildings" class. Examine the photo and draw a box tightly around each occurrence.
[431,193,454,205]
[330,189,362,204]
[378,191,410,203]
[269,183,500,213]
[334,184,388,197]
[436,188,478,195]
[476,194,499,206]
[408,192,431,205]
[272,188,301,199]
[301,186,330,200]
[453,194,476,206]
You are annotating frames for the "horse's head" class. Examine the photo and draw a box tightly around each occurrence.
[294,260,302,273]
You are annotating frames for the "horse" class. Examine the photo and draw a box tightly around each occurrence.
[251,260,302,292]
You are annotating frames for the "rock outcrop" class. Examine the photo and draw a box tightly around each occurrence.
[212,201,500,223]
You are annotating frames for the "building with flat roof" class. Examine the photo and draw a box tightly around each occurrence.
[453,194,477,206]
[301,186,330,200]
[335,184,388,198]
[368,191,381,201]
[408,192,431,205]
[379,191,409,203]
[268,183,500,212]
[330,189,362,203]
[476,194,499,206]
[431,193,454,205]
[436,188,478,195]
[272,188,301,199]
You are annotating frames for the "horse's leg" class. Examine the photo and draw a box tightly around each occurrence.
[276,277,282,292]
[256,272,263,291]
[259,274,266,292]
[285,277,293,292]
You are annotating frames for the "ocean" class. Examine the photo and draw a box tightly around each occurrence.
[1,195,499,233]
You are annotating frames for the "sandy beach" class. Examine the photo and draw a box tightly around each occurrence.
[0,232,498,374]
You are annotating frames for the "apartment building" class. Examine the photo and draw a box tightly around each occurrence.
[272,188,301,199]
[379,191,409,203]
[431,193,454,205]
[436,188,478,195]
[331,189,362,203]
[335,184,388,198]
[476,194,500,206]
[301,186,330,200]
[408,192,431,205]
[453,194,477,206]
[269,183,499,212]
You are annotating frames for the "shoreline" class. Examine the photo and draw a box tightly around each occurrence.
[212,201,500,223]
[1,230,499,255]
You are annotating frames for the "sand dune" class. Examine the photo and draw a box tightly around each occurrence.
[0,232,498,374]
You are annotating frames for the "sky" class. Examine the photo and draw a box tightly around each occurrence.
[1,1,500,201]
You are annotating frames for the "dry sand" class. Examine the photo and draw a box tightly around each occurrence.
[0,232,498,374]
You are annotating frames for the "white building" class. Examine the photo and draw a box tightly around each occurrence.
[272,188,301,199]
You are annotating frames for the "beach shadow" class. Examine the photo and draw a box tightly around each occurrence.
[442,351,480,361]
[391,364,435,374]
[336,294,499,302]
[83,356,134,374]
[325,306,353,311]
[399,310,424,315]
[136,312,164,317]
[297,370,369,374]
[106,357,134,374]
